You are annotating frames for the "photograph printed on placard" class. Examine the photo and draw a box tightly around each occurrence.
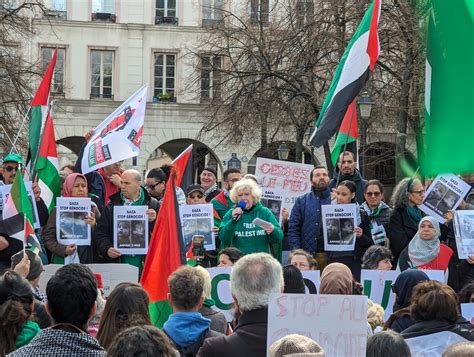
[340,218,355,244]
[267,199,282,221]
[326,218,341,244]
[59,211,88,240]
[325,218,355,245]
[424,181,460,215]
[182,217,213,250]
[116,220,147,248]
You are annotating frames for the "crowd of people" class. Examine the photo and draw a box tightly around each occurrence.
[0,148,473,356]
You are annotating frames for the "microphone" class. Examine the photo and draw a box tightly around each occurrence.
[233,200,246,221]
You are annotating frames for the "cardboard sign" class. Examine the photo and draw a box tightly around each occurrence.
[255,158,313,213]
[267,294,368,357]
[261,187,285,225]
[179,204,215,251]
[113,206,149,255]
[454,210,474,259]
[207,267,321,322]
[420,174,471,223]
[39,263,139,297]
[322,204,357,252]
[56,197,91,246]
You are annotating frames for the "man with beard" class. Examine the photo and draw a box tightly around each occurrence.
[288,166,332,255]
[329,151,368,204]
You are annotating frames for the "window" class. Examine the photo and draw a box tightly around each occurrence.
[44,0,66,11]
[201,56,221,102]
[250,0,269,26]
[90,50,114,99]
[153,53,176,101]
[41,47,65,95]
[155,0,178,24]
[296,0,314,26]
[202,0,223,27]
[92,0,115,13]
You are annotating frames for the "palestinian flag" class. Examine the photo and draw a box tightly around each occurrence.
[2,172,41,253]
[211,191,233,227]
[186,240,197,267]
[420,0,474,175]
[141,147,192,327]
[171,144,193,190]
[330,100,358,165]
[36,112,60,213]
[29,49,57,176]
[310,0,381,147]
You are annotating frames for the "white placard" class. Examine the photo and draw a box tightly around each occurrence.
[420,174,471,223]
[39,263,139,297]
[261,187,285,225]
[461,303,474,324]
[322,204,357,251]
[255,158,313,213]
[56,197,91,246]
[267,294,368,357]
[301,270,321,294]
[179,204,215,251]
[1,181,40,229]
[81,85,148,174]
[361,269,445,321]
[454,210,474,259]
[113,206,149,255]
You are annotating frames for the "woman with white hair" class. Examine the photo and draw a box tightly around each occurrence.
[219,179,283,257]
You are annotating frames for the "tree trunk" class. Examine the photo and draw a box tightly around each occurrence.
[260,113,268,153]
[323,143,334,174]
[295,127,305,163]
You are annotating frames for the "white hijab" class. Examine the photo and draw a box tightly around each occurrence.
[408,216,441,266]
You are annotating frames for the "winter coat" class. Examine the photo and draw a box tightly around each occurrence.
[288,188,332,255]
[219,202,283,255]
[197,308,269,357]
[93,190,158,263]
[329,168,368,204]
[8,327,106,357]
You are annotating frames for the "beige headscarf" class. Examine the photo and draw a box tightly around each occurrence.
[319,263,353,295]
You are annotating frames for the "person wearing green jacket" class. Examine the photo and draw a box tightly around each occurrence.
[219,178,283,259]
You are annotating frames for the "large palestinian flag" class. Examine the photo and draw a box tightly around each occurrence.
[29,49,57,176]
[141,146,192,327]
[2,172,41,253]
[310,0,381,147]
[36,112,60,213]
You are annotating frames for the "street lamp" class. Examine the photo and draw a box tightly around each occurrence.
[277,142,290,161]
[357,91,373,177]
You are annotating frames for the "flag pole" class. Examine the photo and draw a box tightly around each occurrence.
[10,107,32,153]
[1,125,20,154]
[334,109,356,188]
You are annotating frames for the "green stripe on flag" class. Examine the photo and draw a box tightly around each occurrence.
[29,106,44,170]
[149,300,173,328]
[331,133,356,165]
[37,156,60,213]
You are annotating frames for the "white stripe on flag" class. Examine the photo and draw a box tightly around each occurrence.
[424,59,432,116]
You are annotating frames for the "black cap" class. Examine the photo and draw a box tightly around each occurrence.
[202,166,217,178]
[186,184,205,196]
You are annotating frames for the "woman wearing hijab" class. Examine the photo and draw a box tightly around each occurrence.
[42,173,100,264]
[384,269,430,333]
[319,263,353,295]
[397,216,455,284]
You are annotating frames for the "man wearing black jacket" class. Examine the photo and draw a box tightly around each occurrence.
[329,151,368,204]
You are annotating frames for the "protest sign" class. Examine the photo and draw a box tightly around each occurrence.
[81,85,148,174]
[207,268,322,322]
[461,303,474,325]
[1,181,40,229]
[322,204,357,251]
[261,187,285,224]
[180,204,215,251]
[56,197,91,246]
[420,174,471,223]
[255,158,313,213]
[113,206,148,255]
[362,269,445,321]
[268,293,368,356]
[454,210,474,259]
[39,263,139,297]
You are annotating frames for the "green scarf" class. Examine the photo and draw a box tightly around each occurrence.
[406,205,423,225]
[204,298,215,308]
[120,187,145,206]
[16,321,41,348]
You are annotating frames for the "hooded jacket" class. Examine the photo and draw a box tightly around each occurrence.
[329,168,368,204]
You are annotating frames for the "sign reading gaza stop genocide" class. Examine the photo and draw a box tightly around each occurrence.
[255,158,313,212]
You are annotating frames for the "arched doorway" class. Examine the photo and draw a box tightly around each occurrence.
[146,139,223,183]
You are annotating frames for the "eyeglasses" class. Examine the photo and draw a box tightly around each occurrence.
[145,182,162,190]
[366,191,381,197]
[410,190,425,195]
[4,165,18,172]
[189,194,204,199]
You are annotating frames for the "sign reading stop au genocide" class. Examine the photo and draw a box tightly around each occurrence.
[255,158,313,212]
